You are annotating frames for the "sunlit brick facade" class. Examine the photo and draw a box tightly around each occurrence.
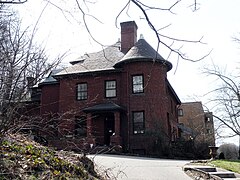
[37,21,181,155]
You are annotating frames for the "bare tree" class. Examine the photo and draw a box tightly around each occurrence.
[1,0,209,63]
[203,65,240,139]
[124,0,208,62]
[0,0,27,4]
[46,0,209,64]
[0,5,61,136]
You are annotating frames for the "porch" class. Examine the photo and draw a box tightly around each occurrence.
[83,102,125,149]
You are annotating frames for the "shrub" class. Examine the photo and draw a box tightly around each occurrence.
[217,143,239,160]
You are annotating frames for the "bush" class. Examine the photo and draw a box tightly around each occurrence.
[217,143,239,160]
[171,139,210,159]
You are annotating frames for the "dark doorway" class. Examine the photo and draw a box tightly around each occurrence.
[104,113,115,145]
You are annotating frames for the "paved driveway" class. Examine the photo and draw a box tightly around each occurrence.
[88,154,192,180]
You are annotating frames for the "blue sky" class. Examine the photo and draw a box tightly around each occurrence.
[15,0,240,145]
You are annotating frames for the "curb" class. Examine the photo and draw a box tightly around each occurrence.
[183,165,222,180]
[183,164,240,180]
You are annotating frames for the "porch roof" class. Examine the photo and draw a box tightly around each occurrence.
[83,102,125,113]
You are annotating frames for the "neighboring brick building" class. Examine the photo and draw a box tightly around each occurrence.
[36,21,181,155]
[178,102,215,147]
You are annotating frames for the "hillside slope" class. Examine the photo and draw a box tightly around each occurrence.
[0,134,102,179]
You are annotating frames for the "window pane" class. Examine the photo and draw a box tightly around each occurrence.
[78,83,87,91]
[134,112,143,122]
[133,111,145,134]
[133,85,143,93]
[178,109,183,116]
[77,83,87,100]
[133,76,142,85]
[78,92,87,100]
[106,80,116,98]
[106,89,116,97]
[106,81,116,89]
[133,75,143,93]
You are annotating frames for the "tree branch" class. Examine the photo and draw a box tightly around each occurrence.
[0,0,27,4]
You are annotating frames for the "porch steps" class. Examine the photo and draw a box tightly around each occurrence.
[208,171,236,178]
[196,167,217,172]
[184,165,240,179]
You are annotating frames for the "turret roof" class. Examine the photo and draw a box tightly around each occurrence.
[114,38,172,71]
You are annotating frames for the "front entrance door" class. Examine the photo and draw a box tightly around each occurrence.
[104,114,115,145]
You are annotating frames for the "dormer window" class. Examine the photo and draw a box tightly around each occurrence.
[132,75,144,94]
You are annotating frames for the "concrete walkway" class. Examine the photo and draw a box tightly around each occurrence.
[88,154,192,180]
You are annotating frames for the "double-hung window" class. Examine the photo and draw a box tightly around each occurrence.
[75,116,87,137]
[77,83,87,100]
[132,75,144,94]
[105,80,116,98]
[133,111,145,134]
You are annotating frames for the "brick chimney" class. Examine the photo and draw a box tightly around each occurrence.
[120,21,138,54]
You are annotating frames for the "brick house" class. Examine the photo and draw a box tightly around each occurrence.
[37,21,181,155]
[178,102,215,147]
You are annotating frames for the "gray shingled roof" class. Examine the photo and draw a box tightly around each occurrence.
[55,38,172,76]
[114,39,172,71]
[83,102,125,113]
[39,69,63,85]
[56,42,124,76]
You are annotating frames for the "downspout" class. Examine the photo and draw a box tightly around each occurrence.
[176,104,181,138]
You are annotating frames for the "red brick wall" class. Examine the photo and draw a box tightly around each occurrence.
[92,115,105,145]
[120,21,138,54]
[40,84,60,115]
[119,61,179,154]
[41,61,179,155]
[178,102,215,146]
[58,72,122,113]
[56,72,122,136]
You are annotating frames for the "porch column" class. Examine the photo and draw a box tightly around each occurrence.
[114,111,121,136]
[86,114,92,137]
[86,114,95,146]
[110,111,122,147]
